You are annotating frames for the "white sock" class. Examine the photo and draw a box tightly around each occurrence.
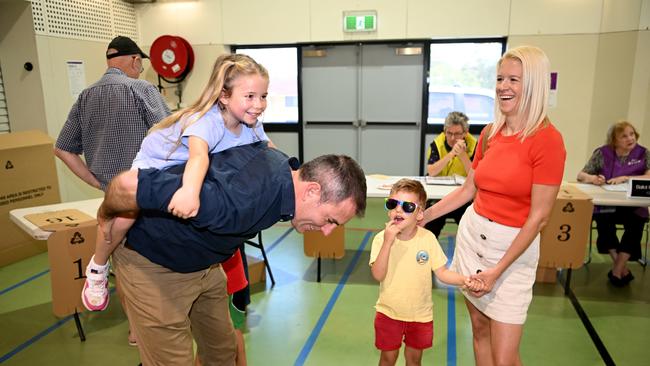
[88,255,110,275]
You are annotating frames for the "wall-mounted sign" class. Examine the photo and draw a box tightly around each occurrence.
[549,71,558,108]
[343,11,377,32]
[66,60,86,100]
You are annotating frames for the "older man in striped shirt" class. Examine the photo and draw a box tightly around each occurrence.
[55,36,170,191]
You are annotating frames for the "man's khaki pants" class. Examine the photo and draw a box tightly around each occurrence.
[113,243,236,365]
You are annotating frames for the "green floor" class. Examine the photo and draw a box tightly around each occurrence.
[1,198,648,365]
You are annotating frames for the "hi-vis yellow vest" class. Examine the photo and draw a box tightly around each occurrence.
[431,132,477,176]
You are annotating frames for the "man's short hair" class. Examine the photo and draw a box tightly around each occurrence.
[299,155,367,217]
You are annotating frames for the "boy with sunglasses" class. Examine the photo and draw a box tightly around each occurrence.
[369,178,483,366]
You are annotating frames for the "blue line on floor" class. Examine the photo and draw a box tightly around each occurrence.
[0,287,117,363]
[294,230,373,366]
[444,235,457,366]
[265,227,294,253]
[0,313,75,363]
[0,269,49,296]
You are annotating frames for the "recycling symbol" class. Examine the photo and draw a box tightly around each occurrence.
[5,161,14,169]
[562,203,575,213]
[70,232,85,245]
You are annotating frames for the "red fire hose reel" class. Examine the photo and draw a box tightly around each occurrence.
[149,35,194,82]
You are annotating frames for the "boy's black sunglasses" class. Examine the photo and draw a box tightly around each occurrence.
[384,198,418,214]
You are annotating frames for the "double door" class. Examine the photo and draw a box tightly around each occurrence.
[302,43,424,176]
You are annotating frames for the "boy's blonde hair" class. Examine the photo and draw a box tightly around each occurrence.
[390,178,427,208]
[150,53,268,148]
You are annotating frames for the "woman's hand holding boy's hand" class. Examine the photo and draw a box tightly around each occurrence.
[168,187,200,219]
[463,277,486,293]
[467,267,500,297]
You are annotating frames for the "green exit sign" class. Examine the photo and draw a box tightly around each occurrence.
[343,11,377,32]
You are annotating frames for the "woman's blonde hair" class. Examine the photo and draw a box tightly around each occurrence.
[489,45,550,141]
[150,53,269,145]
[606,120,639,148]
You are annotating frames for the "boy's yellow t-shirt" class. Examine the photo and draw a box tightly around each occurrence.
[369,226,448,322]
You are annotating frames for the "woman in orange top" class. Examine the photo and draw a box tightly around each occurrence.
[422,46,566,365]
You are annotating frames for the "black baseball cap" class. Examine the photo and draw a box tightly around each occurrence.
[106,36,148,59]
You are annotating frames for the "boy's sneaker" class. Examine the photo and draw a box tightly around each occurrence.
[81,256,110,311]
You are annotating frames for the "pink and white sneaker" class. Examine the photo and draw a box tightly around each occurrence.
[81,256,110,311]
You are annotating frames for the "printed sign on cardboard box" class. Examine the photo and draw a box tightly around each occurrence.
[539,185,594,270]
[25,208,96,317]
[0,130,61,266]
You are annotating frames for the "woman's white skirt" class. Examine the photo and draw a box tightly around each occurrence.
[450,204,539,324]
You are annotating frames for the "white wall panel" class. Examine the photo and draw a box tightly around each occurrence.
[137,0,223,46]
[222,0,310,44]
[510,0,603,35]
[641,0,650,29]
[0,2,47,133]
[588,32,638,169]
[600,0,643,33]
[407,0,510,38]
[628,31,650,141]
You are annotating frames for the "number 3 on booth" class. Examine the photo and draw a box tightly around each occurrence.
[556,224,572,242]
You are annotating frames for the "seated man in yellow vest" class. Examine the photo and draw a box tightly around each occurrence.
[425,111,477,237]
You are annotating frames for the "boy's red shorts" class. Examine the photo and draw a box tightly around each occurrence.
[374,311,433,351]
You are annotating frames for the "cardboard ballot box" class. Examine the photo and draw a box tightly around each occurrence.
[304,225,345,260]
[24,209,96,317]
[536,185,594,282]
[0,130,61,267]
[246,255,266,285]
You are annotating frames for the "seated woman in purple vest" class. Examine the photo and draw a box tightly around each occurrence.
[577,121,650,286]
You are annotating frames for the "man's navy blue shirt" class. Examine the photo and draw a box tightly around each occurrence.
[126,142,297,273]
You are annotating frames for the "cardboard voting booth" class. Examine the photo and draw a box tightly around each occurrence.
[0,130,61,266]
[304,225,345,259]
[536,185,594,283]
[246,255,266,285]
[304,225,345,281]
[24,209,96,317]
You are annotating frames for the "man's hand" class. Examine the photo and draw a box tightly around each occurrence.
[451,139,467,157]
[168,187,200,219]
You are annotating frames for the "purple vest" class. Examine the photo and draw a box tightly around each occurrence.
[599,144,647,179]
[597,144,648,217]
